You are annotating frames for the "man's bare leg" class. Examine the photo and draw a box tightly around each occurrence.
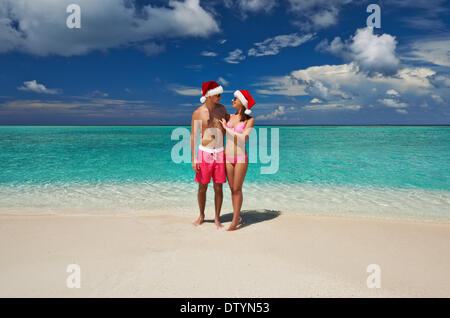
[194,183,208,226]
[213,183,224,229]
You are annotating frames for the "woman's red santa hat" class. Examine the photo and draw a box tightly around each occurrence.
[234,90,255,115]
[200,81,223,103]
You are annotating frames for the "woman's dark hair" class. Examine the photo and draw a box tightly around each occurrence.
[236,106,252,122]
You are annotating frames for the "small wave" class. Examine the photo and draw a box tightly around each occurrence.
[0,181,449,222]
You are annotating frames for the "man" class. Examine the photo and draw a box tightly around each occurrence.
[191,81,229,228]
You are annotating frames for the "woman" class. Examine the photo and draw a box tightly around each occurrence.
[220,90,255,231]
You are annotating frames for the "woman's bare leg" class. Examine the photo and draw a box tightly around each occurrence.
[226,162,235,193]
[226,162,235,223]
[227,162,248,231]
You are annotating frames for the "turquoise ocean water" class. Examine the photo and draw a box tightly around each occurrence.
[0,126,449,221]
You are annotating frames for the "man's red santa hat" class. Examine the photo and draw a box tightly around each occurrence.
[234,90,255,115]
[200,81,223,103]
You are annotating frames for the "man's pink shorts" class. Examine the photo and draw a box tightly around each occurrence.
[194,146,226,184]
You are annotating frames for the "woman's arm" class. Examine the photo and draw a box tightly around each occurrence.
[220,117,255,143]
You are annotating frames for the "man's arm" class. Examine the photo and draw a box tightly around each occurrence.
[220,104,230,122]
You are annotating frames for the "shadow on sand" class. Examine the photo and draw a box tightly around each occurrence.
[205,209,281,230]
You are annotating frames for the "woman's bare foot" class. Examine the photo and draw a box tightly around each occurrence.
[214,218,224,229]
[193,215,205,226]
[226,217,242,231]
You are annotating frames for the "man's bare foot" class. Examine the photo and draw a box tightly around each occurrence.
[226,217,242,231]
[214,219,224,229]
[193,215,205,226]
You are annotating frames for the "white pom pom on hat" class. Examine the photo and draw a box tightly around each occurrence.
[200,81,223,103]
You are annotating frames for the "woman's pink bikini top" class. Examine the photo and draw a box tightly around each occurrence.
[226,115,246,133]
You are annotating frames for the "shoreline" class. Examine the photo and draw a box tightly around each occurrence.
[0,210,450,225]
[2,182,448,223]
[1,212,449,297]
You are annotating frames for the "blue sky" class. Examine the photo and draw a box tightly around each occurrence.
[0,0,449,125]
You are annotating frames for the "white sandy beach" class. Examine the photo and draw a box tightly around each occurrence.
[0,211,449,297]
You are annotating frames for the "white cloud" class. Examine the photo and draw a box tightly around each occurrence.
[18,80,60,94]
[218,77,229,86]
[290,63,359,83]
[402,37,450,67]
[316,27,400,75]
[302,103,361,111]
[431,94,445,104]
[224,49,246,64]
[288,0,352,30]
[0,97,153,117]
[248,33,314,57]
[386,89,399,96]
[315,37,345,56]
[378,98,408,108]
[256,106,288,120]
[396,109,408,114]
[170,85,200,96]
[236,0,277,13]
[0,0,219,56]
[349,27,400,75]
[285,0,449,31]
[289,63,358,100]
[386,67,435,89]
[305,80,331,101]
[201,51,218,57]
[309,6,339,29]
[255,62,436,99]
[429,73,450,88]
[288,0,447,31]
[254,75,308,96]
[252,61,446,114]
[90,90,109,97]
